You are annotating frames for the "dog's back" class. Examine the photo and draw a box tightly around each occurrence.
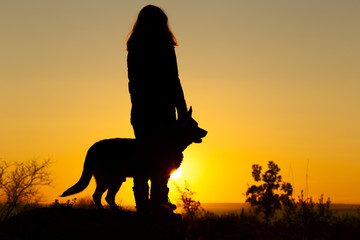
[91,138,139,179]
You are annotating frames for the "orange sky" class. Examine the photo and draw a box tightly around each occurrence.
[1,1,360,205]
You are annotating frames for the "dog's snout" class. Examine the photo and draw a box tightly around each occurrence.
[200,128,207,137]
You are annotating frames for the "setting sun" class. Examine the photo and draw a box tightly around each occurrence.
[170,166,183,180]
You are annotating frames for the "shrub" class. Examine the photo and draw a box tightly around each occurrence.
[174,181,207,219]
[246,161,293,223]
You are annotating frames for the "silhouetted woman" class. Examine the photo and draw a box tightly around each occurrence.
[127,5,187,214]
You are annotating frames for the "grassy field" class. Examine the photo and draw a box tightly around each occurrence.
[201,202,360,215]
[1,202,359,240]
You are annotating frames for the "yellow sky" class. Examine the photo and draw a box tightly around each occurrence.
[1,0,360,205]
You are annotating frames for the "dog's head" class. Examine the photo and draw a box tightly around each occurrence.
[178,107,207,146]
[162,107,207,172]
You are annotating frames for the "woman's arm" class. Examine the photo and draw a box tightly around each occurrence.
[170,47,188,118]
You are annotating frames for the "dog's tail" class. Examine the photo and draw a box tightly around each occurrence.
[60,149,94,197]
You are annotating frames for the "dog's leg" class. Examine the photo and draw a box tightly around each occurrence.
[105,181,123,209]
[93,182,107,209]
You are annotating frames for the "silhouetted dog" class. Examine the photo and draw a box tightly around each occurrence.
[61,107,207,209]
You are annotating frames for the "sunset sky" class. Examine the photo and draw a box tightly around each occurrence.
[1,0,359,206]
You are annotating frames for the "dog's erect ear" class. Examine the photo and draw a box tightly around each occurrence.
[188,106,193,117]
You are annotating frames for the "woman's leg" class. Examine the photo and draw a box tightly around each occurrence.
[133,122,177,213]
[150,175,176,212]
[133,177,150,214]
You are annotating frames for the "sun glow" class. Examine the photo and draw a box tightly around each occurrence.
[170,167,183,180]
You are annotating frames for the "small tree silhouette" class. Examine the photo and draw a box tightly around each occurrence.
[0,158,52,220]
[246,161,293,223]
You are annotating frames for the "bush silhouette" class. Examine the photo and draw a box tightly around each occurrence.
[246,161,293,223]
[175,181,207,219]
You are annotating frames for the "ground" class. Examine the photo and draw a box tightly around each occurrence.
[1,206,359,240]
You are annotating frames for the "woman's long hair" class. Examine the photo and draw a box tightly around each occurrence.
[126,5,178,51]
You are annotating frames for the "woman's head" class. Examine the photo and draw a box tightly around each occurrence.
[127,5,177,50]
